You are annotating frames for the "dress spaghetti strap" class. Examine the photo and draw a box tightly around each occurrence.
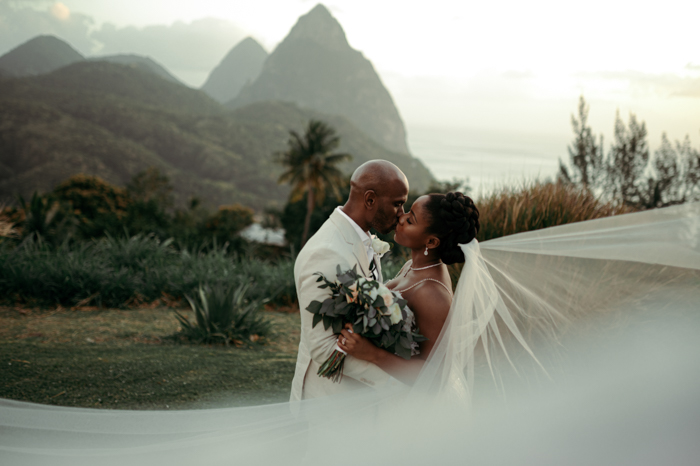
[395,278,452,295]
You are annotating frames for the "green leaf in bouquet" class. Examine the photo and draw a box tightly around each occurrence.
[394,342,412,360]
[332,318,343,334]
[336,265,358,286]
[372,322,382,335]
[335,301,351,316]
[368,317,377,327]
[322,315,333,331]
[399,335,411,348]
[372,296,384,309]
[353,320,363,334]
[306,300,323,314]
[413,332,428,343]
[312,313,323,328]
[380,333,393,347]
[362,315,368,329]
[380,318,390,331]
[319,299,334,316]
[367,306,376,319]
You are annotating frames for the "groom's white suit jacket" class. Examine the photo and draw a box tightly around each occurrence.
[290,208,390,401]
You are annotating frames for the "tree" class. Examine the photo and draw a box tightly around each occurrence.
[277,120,351,246]
[559,96,604,191]
[204,204,255,248]
[605,111,650,207]
[124,168,174,238]
[641,133,700,208]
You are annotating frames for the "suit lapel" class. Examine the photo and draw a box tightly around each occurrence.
[330,209,372,278]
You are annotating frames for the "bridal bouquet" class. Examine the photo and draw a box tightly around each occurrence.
[306,265,426,382]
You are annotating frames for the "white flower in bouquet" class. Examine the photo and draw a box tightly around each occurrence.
[402,306,415,332]
[388,302,403,325]
[371,236,391,256]
[368,283,394,308]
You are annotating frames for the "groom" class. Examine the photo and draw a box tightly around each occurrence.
[290,160,409,401]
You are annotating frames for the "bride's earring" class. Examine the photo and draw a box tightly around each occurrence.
[424,246,429,256]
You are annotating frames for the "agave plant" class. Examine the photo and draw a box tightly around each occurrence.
[175,282,272,345]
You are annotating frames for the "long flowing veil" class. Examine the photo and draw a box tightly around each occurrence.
[2,203,699,465]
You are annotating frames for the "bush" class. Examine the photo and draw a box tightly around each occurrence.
[0,234,296,308]
[53,174,130,239]
[174,283,272,345]
[203,204,254,249]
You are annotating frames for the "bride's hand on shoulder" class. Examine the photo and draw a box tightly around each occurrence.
[337,324,377,363]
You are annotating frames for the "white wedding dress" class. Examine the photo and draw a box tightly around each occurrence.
[2,203,699,465]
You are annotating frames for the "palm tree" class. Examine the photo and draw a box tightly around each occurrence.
[277,120,351,247]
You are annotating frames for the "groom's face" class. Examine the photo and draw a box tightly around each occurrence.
[370,180,408,234]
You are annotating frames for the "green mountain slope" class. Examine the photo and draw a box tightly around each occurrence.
[201,37,268,103]
[0,62,433,210]
[90,54,182,84]
[229,4,410,155]
[0,35,85,77]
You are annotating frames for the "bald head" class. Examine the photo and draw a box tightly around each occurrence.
[342,160,409,234]
[349,160,408,197]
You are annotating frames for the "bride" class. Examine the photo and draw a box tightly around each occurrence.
[337,191,478,386]
[1,193,699,464]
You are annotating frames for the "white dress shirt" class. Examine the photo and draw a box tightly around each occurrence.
[336,207,377,278]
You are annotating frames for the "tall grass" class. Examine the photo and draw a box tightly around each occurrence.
[476,181,633,242]
[0,234,296,308]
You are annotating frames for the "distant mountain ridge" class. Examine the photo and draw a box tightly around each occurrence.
[201,37,268,103]
[0,62,433,210]
[0,35,84,77]
[90,54,182,84]
[230,4,410,154]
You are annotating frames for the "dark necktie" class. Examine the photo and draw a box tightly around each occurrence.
[369,255,378,280]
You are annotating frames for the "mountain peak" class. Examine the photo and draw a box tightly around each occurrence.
[230,4,409,154]
[201,37,268,103]
[286,3,348,49]
[0,35,84,77]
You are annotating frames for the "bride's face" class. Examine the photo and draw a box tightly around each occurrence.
[394,195,436,250]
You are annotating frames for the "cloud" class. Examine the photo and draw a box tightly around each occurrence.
[576,70,700,99]
[91,18,249,87]
[0,2,96,55]
[686,63,700,71]
[0,3,251,87]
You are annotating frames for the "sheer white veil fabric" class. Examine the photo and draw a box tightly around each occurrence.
[410,239,542,406]
[1,203,699,465]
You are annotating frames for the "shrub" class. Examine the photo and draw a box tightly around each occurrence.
[53,174,130,239]
[174,283,272,345]
[0,234,297,308]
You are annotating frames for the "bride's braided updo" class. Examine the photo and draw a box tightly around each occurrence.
[424,192,480,265]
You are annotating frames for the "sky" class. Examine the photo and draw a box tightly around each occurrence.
[1,0,698,187]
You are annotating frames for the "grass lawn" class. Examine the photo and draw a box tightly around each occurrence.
[0,305,301,410]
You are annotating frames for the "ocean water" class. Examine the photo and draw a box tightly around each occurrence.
[407,125,569,196]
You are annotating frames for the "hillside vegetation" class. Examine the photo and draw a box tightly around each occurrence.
[0,61,433,210]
